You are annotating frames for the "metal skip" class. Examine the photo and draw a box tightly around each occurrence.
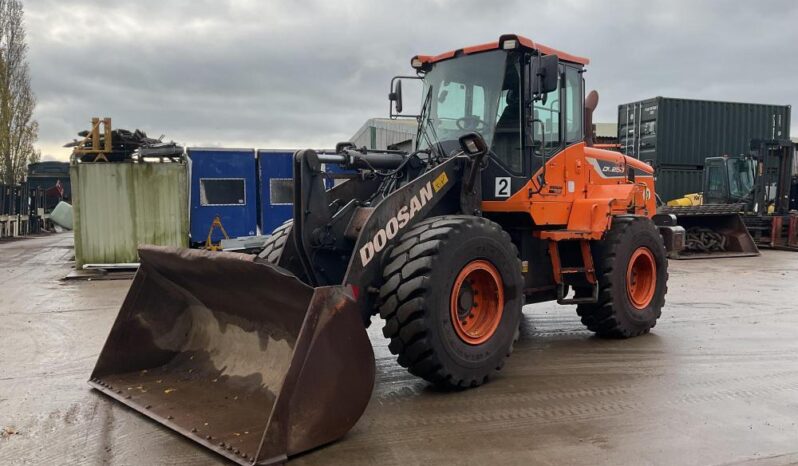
[89,246,375,465]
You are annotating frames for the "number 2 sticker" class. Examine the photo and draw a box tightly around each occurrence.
[495,177,511,197]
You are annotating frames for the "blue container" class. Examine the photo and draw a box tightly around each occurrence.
[256,149,359,235]
[257,150,295,234]
[187,148,257,245]
[323,159,356,189]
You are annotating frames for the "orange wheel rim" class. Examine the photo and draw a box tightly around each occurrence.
[450,260,504,345]
[626,247,657,310]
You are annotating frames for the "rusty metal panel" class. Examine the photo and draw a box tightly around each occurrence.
[71,161,188,267]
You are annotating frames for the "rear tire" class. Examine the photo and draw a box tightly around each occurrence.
[378,215,523,389]
[576,216,668,338]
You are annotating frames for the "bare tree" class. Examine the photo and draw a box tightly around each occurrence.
[0,0,38,185]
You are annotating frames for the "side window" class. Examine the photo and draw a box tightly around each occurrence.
[200,178,246,206]
[532,71,561,152]
[564,67,583,144]
[707,165,725,195]
[269,178,293,205]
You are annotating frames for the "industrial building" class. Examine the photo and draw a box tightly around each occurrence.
[349,117,417,151]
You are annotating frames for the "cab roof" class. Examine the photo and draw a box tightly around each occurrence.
[412,34,589,68]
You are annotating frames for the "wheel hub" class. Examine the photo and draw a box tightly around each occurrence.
[450,260,504,345]
[626,247,657,310]
[457,285,474,319]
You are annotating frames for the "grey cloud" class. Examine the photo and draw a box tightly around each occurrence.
[26,0,798,159]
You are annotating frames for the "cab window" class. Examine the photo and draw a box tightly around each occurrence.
[707,165,725,196]
[490,60,523,174]
[532,75,561,153]
[436,81,487,131]
[437,82,466,121]
[564,66,583,144]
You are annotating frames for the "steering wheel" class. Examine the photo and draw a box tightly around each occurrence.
[456,115,486,132]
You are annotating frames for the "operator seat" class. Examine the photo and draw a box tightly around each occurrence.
[492,87,522,172]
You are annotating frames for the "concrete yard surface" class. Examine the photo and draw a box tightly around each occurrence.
[1,233,798,465]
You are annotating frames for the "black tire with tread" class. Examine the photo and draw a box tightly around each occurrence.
[576,216,668,338]
[257,220,293,264]
[378,215,523,389]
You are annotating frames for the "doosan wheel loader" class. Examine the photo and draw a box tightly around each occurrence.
[89,34,684,464]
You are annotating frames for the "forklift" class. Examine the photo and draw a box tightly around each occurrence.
[664,139,797,254]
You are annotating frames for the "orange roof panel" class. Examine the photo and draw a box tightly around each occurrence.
[413,34,589,67]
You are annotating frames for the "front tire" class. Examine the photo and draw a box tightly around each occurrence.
[257,219,293,264]
[378,215,523,389]
[576,216,668,338]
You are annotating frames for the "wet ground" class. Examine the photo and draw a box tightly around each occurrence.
[1,232,798,465]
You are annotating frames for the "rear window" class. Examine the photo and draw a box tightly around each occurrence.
[200,178,246,206]
[269,178,293,205]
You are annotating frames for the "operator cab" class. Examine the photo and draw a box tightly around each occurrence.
[703,156,756,205]
[390,34,589,201]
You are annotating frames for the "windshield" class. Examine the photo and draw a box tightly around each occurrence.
[728,158,755,199]
[417,50,522,171]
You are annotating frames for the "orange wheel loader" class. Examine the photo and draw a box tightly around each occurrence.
[89,34,685,465]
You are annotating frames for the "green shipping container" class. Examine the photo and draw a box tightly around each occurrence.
[70,160,188,267]
[654,167,704,204]
[618,97,791,168]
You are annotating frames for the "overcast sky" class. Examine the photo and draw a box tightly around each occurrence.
[26,0,798,161]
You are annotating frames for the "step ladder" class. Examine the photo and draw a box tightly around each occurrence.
[539,230,599,305]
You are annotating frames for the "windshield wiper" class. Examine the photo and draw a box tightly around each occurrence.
[415,87,446,159]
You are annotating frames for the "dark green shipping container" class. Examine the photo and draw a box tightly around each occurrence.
[618,97,791,168]
[654,167,704,204]
[618,97,790,202]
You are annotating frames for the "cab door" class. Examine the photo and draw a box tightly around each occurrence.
[703,158,730,204]
[480,56,528,202]
[514,61,584,200]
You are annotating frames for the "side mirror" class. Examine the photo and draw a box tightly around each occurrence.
[389,80,403,113]
[389,76,423,119]
[529,54,559,99]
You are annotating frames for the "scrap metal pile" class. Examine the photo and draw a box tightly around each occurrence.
[65,126,183,162]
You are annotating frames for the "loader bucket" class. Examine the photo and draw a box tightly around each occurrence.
[668,211,760,259]
[89,246,375,465]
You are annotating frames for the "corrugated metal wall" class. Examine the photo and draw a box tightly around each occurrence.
[619,97,791,202]
[71,161,188,267]
[619,97,791,167]
[654,167,704,204]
